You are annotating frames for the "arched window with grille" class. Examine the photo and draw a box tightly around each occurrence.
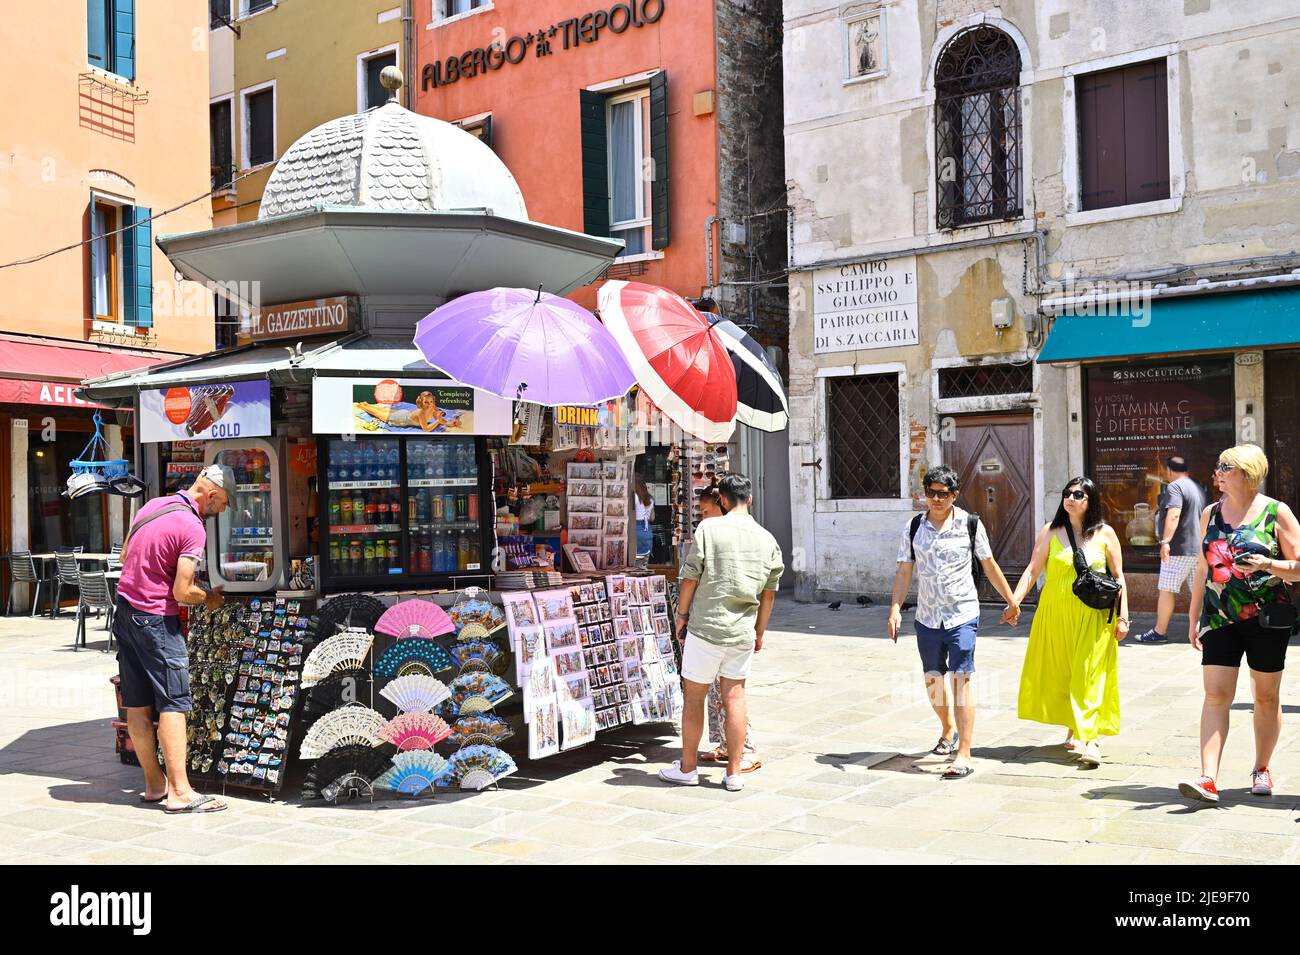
[934,26,1023,228]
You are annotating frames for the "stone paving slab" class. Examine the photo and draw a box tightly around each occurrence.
[1,600,1298,863]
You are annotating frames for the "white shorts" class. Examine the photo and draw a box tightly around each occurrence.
[680,633,754,684]
[1158,554,1199,593]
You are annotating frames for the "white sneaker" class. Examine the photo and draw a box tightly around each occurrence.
[658,760,699,786]
[724,774,744,792]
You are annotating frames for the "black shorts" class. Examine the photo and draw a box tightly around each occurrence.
[111,598,191,713]
[1200,618,1291,673]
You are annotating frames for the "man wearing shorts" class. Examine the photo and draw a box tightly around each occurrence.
[659,473,782,792]
[1135,456,1207,643]
[113,465,231,814]
[887,465,1019,779]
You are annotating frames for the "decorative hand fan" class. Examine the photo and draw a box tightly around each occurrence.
[379,674,451,713]
[374,639,457,679]
[449,672,513,709]
[301,630,374,688]
[375,599,455,640]
[450,589,505,631]
[373,751,450,796]
[450,714,514,747]
[451,639,504,674]
[446,744,517,791]
[304,668,373,721]
[378,712,453,750]
[299,705,386,758]
[301,744,392,801]
[308,594,387,640]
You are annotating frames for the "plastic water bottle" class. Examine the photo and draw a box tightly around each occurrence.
[350,447,362,481]
[433,443,445,480]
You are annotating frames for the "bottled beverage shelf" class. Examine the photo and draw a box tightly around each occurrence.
[328,524,402,536]
[329,480,399,491]
[408,477,478,488]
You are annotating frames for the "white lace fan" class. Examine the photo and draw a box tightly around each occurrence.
[299,705,386,759]
[379,675,451,714]
[301,629,374,688]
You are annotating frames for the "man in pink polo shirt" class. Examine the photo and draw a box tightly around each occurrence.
[113,465,230,814]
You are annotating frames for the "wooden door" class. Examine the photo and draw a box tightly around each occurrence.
[947,413,1035,599]
[1266,350,1300,508]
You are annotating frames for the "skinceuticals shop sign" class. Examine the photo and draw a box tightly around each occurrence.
[812,256,918,354]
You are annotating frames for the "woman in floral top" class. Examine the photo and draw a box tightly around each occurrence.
[1179,444,1300,804]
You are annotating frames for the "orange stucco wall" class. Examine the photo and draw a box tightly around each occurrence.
[0,1,215,355]
[413,0,718,308]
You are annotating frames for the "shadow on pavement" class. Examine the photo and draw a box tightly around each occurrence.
[1084,782,1300,816]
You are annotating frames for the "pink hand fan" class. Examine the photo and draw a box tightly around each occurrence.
[375,599,454,640]
[378,712,453,751]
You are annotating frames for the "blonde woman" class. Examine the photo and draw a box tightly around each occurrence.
[1179,444,1300,803]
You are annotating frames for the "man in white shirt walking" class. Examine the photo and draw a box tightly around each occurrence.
[887,465,1020,779]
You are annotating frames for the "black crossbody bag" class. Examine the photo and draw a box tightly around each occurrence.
[1064,523,1121,621]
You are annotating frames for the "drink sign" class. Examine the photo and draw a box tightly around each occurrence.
[140,380,272,443]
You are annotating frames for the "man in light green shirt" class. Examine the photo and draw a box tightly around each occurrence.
[660,473,783,792]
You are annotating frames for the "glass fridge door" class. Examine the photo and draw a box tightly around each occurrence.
[405,437,483,575]
[210,441,279,589]
[323,437,404,580]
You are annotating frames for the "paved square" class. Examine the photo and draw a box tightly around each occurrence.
[1,599,1296,864]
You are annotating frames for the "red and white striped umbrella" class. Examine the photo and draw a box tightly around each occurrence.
[597,281,737,442]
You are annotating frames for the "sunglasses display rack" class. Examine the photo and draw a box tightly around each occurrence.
[668,442,731,557]
[214,596,315,792]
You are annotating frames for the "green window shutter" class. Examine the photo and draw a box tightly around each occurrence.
[113,0,135,80]
[122,206,152,328]
[649,70,670,250]
[88,0,110,69]
[580,89,610,237]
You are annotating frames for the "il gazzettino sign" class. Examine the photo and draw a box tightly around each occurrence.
[49,885,151,935]
[812,256,918,354]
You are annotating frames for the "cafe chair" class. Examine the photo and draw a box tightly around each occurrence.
[53,551,81,618]
[8,551,47,616]
[74,571,114,652]
[107,542,123,570]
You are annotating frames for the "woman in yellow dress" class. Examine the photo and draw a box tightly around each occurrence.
[1011,477,1130,766]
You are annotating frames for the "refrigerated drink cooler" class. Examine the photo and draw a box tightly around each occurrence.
[319,436,492,591]
[203,438,290,592]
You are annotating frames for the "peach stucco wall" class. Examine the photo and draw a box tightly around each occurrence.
[0,0,216,355]
[413,0,718,308]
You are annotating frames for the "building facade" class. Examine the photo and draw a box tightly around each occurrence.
[413,0,792,561]
[0,0,215,567]
[784,1,1300,609]
[207,0,406,227]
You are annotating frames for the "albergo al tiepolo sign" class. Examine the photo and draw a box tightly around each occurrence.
[421,0,666,91]
[239,295,357,345]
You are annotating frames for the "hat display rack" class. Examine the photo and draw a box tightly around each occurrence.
[64,412,146,499]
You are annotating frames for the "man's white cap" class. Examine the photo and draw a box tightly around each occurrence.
[199,464,237,490]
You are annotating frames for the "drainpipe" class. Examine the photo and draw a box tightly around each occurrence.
[704,215,718,296]
[402,0,414,109]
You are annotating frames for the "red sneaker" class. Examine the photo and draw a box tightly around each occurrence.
[1251,767,1274,796]
[1178,775,1220,803]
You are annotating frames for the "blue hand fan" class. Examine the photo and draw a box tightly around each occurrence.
[373,751,449,796]
[374,639,457,679]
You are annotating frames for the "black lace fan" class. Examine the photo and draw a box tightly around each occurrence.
[300,744,392,802]
[303,668,374,722]
[307,594,387,641]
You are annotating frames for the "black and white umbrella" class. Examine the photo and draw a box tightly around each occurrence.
[710,319,789,432]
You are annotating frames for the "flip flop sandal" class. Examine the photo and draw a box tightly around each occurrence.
[931,733,958,756]
[739,757,763,774]
[699,748,726,762]
[139,793,167,804]
[164,794,227,814]
[941,765,975,780]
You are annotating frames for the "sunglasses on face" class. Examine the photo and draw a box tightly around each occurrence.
[1063,490,1088,500]
[1214,462,1236,473]
[924,487,954,499]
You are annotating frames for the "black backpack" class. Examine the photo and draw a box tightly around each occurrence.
[909,510,984,588]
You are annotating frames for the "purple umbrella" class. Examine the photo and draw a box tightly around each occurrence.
[413,288,637,406]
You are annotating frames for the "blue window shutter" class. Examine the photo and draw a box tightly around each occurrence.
[131,206,152,328]
[113,0,135,80]
[88,0,109,69]
[121,207,137,325]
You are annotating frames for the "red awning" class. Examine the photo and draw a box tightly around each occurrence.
[0,334,179,410]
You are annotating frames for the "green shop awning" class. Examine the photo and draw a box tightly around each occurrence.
[1037,286,1300,362]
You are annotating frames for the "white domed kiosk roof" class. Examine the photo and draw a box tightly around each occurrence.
[258,99,528,222]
